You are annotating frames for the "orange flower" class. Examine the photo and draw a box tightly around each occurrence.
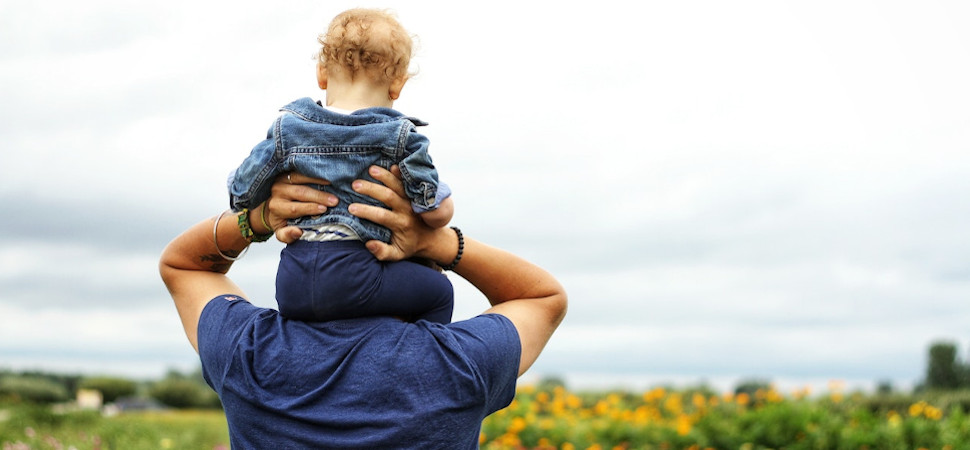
[676,413,692,436]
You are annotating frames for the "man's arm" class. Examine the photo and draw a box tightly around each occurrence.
[453,239,567,377]
[158,173,337,352]
[349,166,567,377]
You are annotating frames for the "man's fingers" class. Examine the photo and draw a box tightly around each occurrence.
[369,165,406,198]
[353,173,409,212]
[274,183,337,207]
[348,202,401,229]
[283,172,330,186]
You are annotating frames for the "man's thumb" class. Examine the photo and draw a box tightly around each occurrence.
[365,240,385,257]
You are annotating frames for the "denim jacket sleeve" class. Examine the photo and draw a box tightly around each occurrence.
[227,117,284,211]
[398,123,449,213]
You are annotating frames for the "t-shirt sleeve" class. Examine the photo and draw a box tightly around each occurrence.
[447,313,522,414]
[197,295,262,392]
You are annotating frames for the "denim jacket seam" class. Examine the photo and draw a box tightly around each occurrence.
[288,145,389,155]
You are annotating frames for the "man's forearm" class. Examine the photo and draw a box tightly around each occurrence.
[160,210,251,278]
[422,230,563,308]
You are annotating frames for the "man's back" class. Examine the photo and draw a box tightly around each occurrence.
[198,295,520,449]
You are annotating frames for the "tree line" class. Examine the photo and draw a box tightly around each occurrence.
[3,340,969,408]
[0,367,219,409]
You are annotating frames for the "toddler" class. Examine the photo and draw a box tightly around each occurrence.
[228,8,454,323]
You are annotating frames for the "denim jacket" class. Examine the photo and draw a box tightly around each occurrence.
[228,97,448,243]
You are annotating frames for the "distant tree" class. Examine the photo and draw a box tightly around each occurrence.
[537,375,567,392]
[734,378,772,397]
[926,341,964,390]
[150,378,207,408]
[0,375,70,404]
[79,376,137,403]
[149,368,220,409]
[18,370,82,396]
[875,380,894,395]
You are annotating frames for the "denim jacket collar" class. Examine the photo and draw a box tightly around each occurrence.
[282,97,429,127]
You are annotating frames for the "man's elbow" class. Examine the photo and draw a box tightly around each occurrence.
[547,287,568,328]
[158,243,181,292]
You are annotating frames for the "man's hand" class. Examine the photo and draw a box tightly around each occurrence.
[264,172,338,243]
[349,165,438,261]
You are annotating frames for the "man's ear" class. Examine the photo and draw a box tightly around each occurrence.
[389,76,408,100]
[316,62,328,90]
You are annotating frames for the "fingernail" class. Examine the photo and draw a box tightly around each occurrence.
[348,204,358,214]
[369,166,380,175]
[352,181,362,190]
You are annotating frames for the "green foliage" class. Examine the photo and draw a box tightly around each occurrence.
[148,370,220,409]
[536,375,566,392]
[149,379,210,409]
[79,376,137,403]
[0,375,70,404]
[734,378,772,396]
[928,341,963,390]
[0,404,228,449]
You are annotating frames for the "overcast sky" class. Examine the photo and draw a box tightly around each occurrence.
[2,0,969,393]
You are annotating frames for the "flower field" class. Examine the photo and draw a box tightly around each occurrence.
[480,383,970,449]
[4,383,970,449]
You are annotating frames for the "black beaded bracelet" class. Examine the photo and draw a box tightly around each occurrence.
[440,226,464,271]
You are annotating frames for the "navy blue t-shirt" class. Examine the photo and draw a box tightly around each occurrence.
[198,294,520,449]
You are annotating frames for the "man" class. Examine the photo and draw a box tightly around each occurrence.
[159,166,567,448]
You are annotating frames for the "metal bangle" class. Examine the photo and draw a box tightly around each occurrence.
[213,210,249,261]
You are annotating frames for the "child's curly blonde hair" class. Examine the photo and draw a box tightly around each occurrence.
[317,8,413,84]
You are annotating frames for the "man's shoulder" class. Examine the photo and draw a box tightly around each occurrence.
[431,314,521,369]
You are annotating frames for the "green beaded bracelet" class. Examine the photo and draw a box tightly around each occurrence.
[238,208,272,243]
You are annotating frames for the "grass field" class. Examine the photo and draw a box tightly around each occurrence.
[3,384,970,449]
[0,406,229,450]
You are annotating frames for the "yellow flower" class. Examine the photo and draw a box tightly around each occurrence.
[887,410,901,427]
[566,394,583,410]
[765,388,784,403]
[692,392,707,410]
[536,391,550,404]
[676,413,692,436]
[593,400,610,416]
[708,395,720,407]
[508,417,527,434]
[664,393,684,414]
[924,405,943,420]
[829,391,844,403]
[735,392,750,406]
[499,432,521,447]
[644,387,666,403]
[909,401,926,418]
